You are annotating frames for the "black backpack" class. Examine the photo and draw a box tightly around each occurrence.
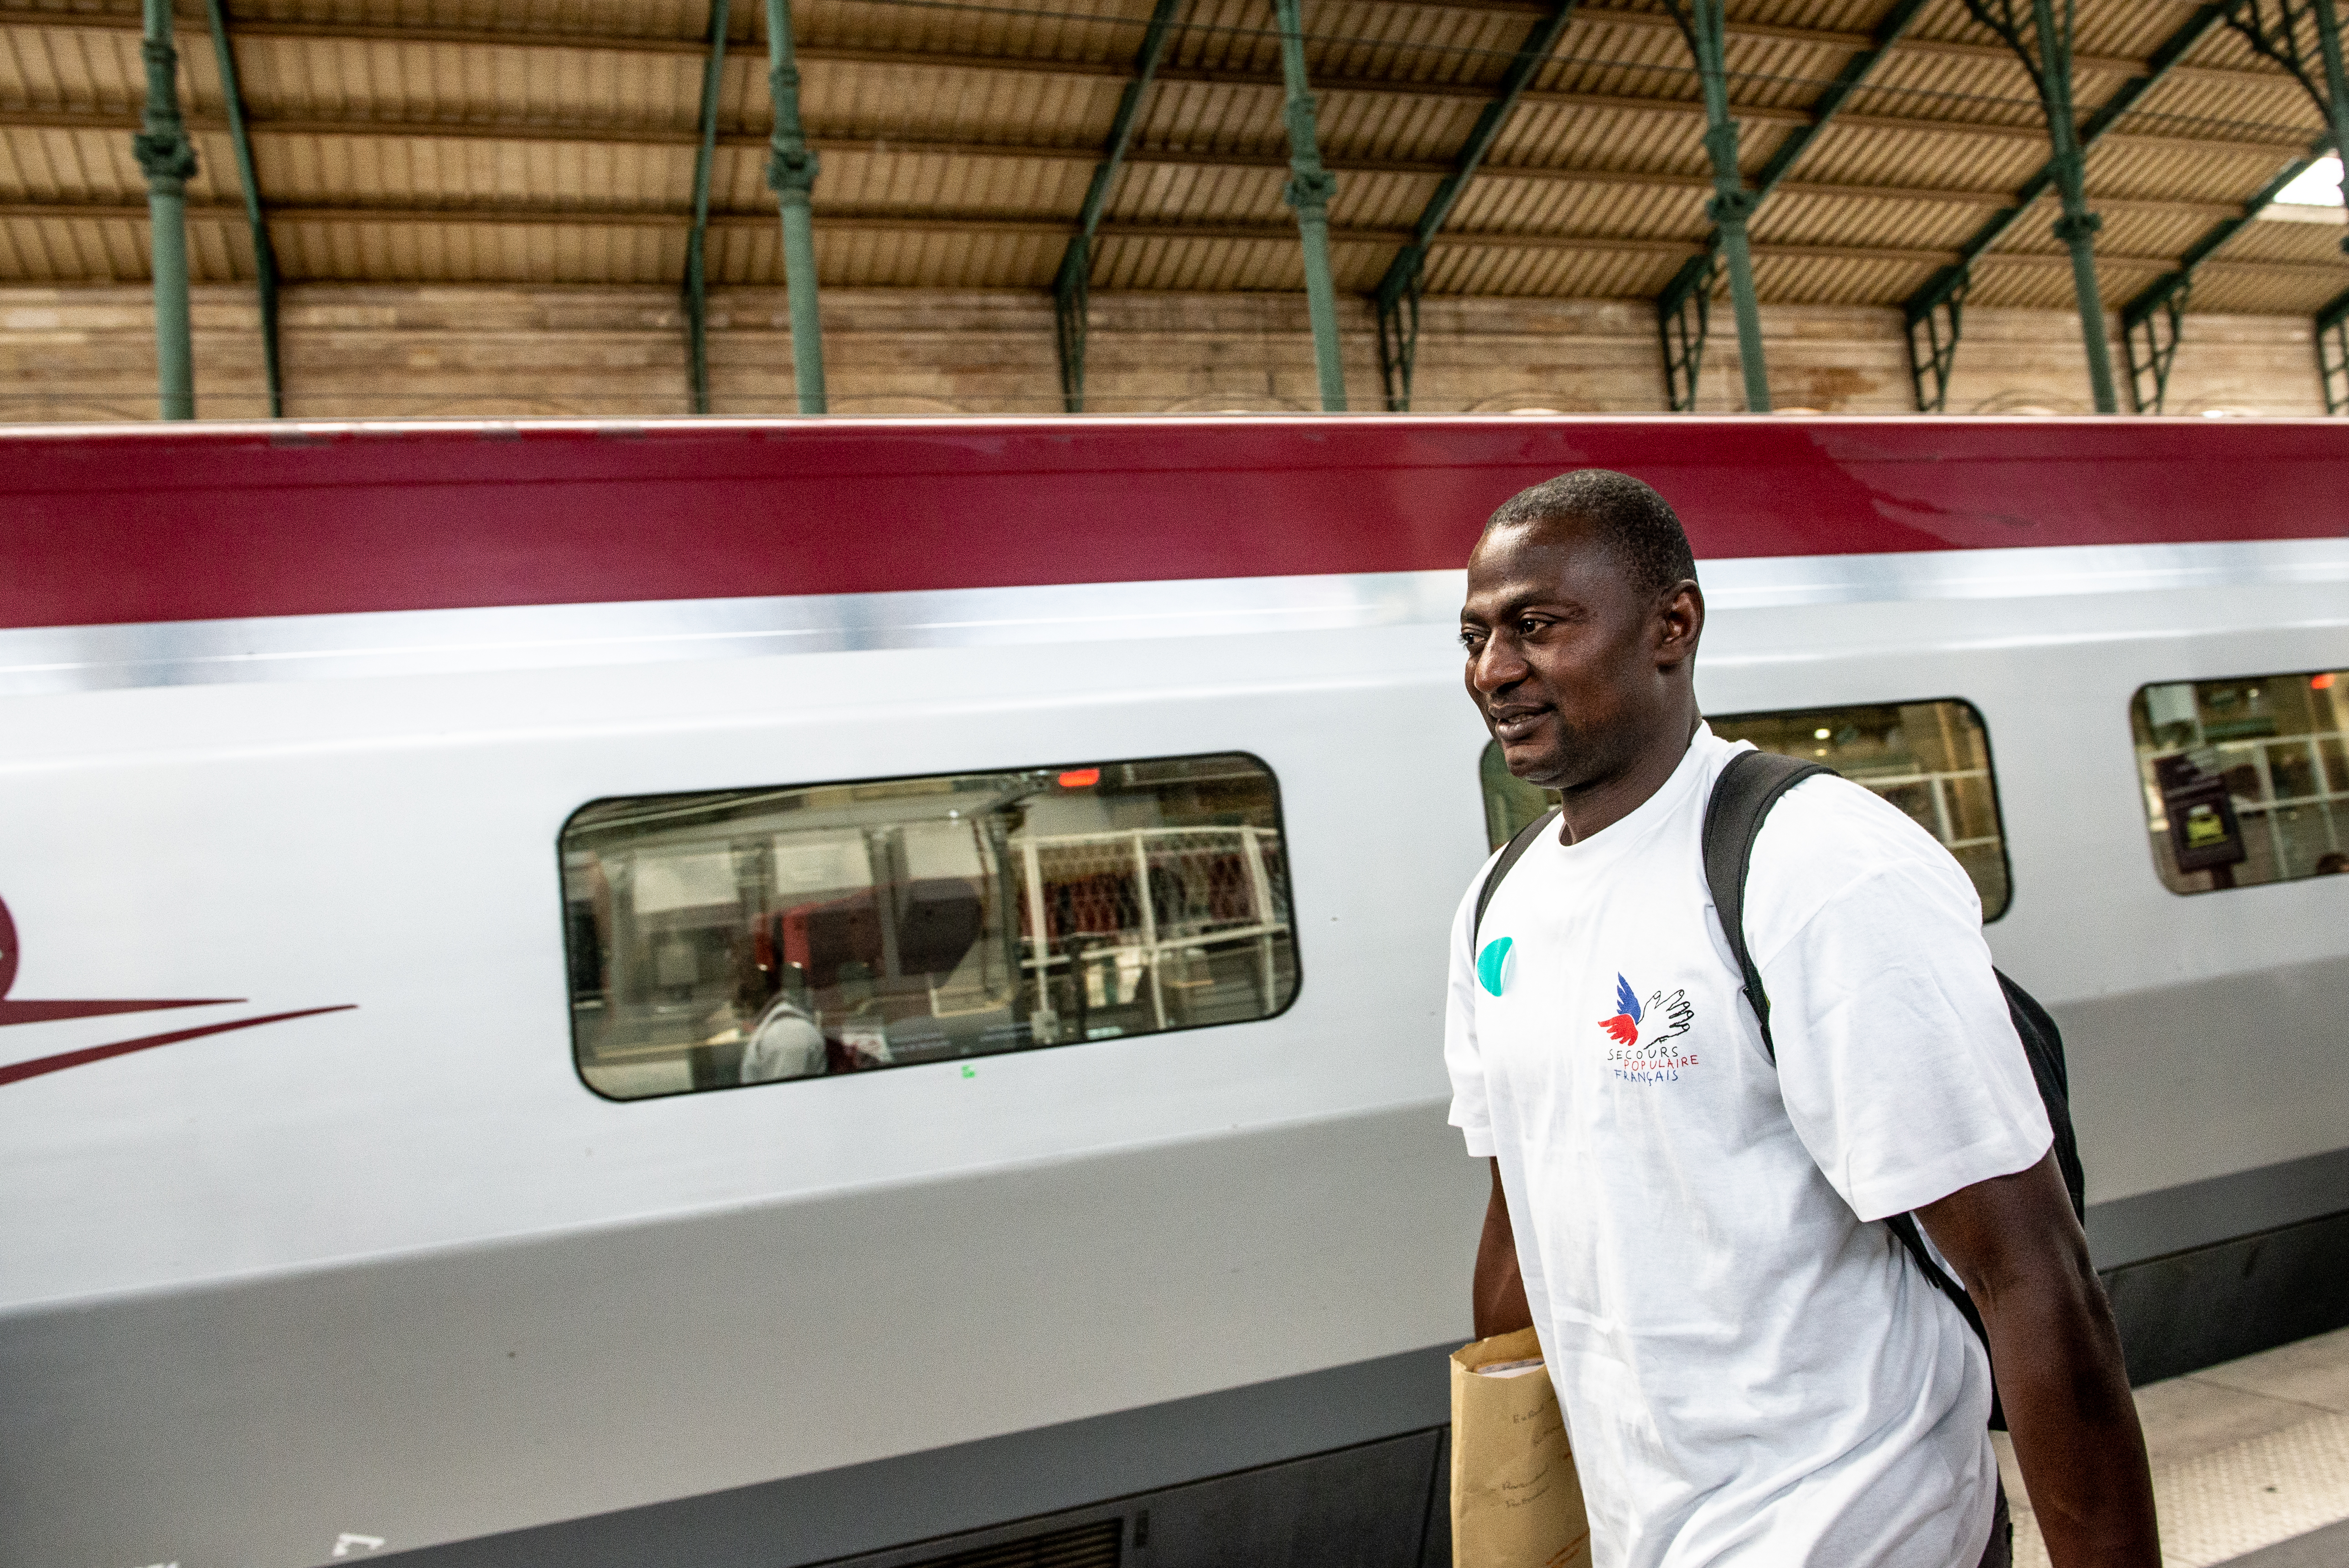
[1473,750,2085,1425]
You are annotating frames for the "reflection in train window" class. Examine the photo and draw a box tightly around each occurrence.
[1477,699,2012,920]
[560,754,1299,1100]
[2131,670,2349,895]
[1480,738,1559,854]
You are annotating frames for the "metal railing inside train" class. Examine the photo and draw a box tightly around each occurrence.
[1013,824,1292,1041]
[1843,765,2003,857]
[2141,732,2349,883]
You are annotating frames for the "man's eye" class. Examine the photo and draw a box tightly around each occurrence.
[1459,631,1481,650]
[1517,618,1544,636]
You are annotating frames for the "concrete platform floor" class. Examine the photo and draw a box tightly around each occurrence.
[1997,1325,2349,1567]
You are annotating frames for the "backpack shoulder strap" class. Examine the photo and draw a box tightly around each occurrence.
[1700,749,1832,1060]
[1702,749,2006,1399]
[1473,806,1561,946]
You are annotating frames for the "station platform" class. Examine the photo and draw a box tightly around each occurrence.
[1998,1326,2349,1566]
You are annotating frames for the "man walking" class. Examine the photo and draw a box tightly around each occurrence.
[1446,470,2157,1567]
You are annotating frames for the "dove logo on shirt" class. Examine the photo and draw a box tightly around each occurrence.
[1598,972,1700,1083]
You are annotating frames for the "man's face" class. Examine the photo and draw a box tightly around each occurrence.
[1459,515,1688,793]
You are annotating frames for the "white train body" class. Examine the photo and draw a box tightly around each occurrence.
[0,417,2343,1568]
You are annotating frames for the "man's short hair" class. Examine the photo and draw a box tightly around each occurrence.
[1485,469,1697,598]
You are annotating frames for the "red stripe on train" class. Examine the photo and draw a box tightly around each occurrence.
[2,416,2343,631]
[0,1006,357,1088]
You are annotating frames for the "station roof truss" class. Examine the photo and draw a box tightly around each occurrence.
[2,0,2344,330]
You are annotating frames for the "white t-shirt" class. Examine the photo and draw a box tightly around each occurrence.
[1445,725,2051,1568]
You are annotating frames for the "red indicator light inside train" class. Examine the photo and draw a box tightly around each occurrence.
[2314,673,2335,691]
[1058,768,1101,788]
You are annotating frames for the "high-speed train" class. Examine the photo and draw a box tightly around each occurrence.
[2,414,2344,1568]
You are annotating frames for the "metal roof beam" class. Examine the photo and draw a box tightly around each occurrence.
[2123,132,2335,324]
[0,112,2283,217]
[29,198,2348,279]
[4,10,2311,156]
[1900,4,2228,330]
[1371,0,1578,411]
[1749,0,1934,206]
[1652,0,1926,411]
[198,0,277,416]
[2212,0,2349,414]
[1052,0,1180,414]
[0,2,2285,87]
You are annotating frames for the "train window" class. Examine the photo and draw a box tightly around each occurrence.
[559,754,1299,1100]
[1708,702,2011,920]
[2130,670,2349,895]
[1476,699,2013,920]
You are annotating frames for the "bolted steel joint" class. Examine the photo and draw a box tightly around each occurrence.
[132,129,198,188]
[1705,188,1757,226]
[1283,168,1337,214]
[766,144,820,199]
[1378,248,1426,313]
[139,36,180,98]
[2050,210,2103,244]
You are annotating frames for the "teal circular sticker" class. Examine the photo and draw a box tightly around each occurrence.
[1476,937,1514,997]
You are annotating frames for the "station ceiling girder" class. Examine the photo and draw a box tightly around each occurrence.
[2,0,2344,414]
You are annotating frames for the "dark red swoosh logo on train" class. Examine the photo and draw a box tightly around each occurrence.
[0,894,354,1087]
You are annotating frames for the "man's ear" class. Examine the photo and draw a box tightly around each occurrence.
[1656,580,1703,664]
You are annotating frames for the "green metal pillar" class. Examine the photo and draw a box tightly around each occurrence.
[2039,1,2117,413]
[1272,0,1344,412]
[1655,0,1925,411]
[1904,5,2224,412]
[685,0,730,414]
[135,0,197,419]
[1962,0,2117,413]
[1676,0,1769,411]
[204,0,278,417]
[763,0,824,413]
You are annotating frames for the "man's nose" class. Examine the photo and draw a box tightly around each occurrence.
[1470,635,1526,696]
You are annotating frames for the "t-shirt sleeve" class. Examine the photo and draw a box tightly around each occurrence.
[1444,861,1500,1160]
[1745,778,2052,1222]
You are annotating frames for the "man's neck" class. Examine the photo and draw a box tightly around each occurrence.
[1554,714,1702,845]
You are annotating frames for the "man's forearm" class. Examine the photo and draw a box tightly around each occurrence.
[1981,1251,2158,1567]
[1475,1158,1533,1339]
[1918,1154,2158,1567]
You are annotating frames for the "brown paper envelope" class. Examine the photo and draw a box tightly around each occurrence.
[1451,1328,1593,1568]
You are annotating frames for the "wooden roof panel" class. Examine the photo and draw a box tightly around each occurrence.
[1,0,2344,316]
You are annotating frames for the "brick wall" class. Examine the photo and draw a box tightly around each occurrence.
[0,283,2328,423]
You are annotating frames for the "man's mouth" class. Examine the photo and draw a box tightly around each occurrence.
[1490,705,1552,742]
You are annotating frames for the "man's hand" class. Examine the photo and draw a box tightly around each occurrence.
[1916,1151,2159,1568]
[1475,1158,1534,1339]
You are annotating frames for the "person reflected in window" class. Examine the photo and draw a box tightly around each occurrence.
[2315,852,2349,875]
[740,994,828,1082]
